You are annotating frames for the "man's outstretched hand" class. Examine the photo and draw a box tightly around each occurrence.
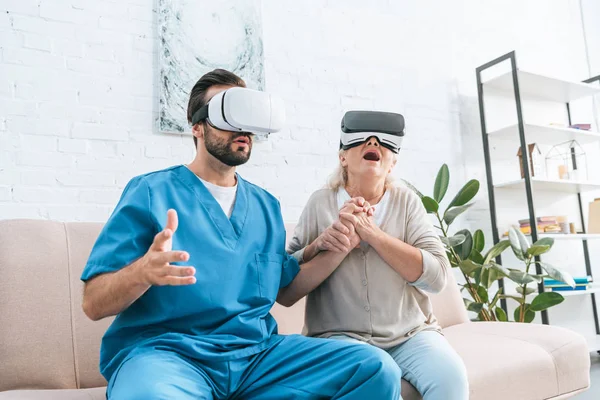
[136,209,197,286]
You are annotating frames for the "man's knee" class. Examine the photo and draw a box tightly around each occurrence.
[356,346,402,389]
[110,380,167,400]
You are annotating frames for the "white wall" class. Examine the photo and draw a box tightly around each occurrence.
[0,0,465,222]
[1,0,599,338]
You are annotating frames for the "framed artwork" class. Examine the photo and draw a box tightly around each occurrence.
[158,0,265,134]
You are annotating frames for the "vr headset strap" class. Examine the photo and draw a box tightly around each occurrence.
[191,105,209,125]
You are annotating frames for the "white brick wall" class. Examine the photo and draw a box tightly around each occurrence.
[0,0,595,230]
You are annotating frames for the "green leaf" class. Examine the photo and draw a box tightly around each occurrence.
[467,302,484,313]
[443,203,474,225]
[514,304,535,323]
[516,286,536,295]
[473,230,485,253]
[463,297,483,313]
[476,285,489,303]
[495,307,508,321]
[459,259,482,276]
[500,294,525,304]
[527,245,551,257]
[448,179,480,209]
[539,262,576,288]
[490,288,503,308]
[508,270,541,285]
[454,229,473,261]
[489,262,510,278]
[529,292,564,312]
[401,179,424,199]
[533,237,555,248]
[440,234,466,248]
[483,240,511,265]
[433,164,450,203]
[485,268,501,288]
[469,249,485,265]
[508,228,525,261]
[421,196,439,214]
[478,268,490,288]
[515,228,531,254]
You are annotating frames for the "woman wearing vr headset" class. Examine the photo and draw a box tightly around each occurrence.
[287,111,469,399]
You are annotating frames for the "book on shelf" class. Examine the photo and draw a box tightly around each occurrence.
[544,277,592,286]
[543,276,592,292]
[551,286,587,292]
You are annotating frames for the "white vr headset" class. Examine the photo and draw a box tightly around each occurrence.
[340,111,405,154]
[191,87,285,135]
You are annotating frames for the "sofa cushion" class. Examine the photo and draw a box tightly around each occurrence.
[444,322,590,400]
[0,220,77,391]
[64,223,111,389]
[0,387,105,400]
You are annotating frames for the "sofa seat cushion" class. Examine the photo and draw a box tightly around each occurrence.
[444,322,590,400]
[0,388,105,400]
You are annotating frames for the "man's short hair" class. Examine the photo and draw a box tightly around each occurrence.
[187,69,246,147]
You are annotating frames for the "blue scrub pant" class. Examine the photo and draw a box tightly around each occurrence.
[108,334,402,399]
[331,331,469,400]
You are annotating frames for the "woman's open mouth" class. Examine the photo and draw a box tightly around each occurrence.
[363,150,381,162]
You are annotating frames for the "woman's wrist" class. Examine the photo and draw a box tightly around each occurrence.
[363,225,385,246]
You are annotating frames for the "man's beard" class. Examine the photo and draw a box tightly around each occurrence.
[204,128,252,167]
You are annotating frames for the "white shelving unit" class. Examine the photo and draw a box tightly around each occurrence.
[477,51,600,342]
[494,178,600,193]
[483,70,600,102]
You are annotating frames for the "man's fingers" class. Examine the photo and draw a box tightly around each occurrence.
[162,265,196,277]
[323,238,346,253]
[155,251,190,264]
[151,229,172,250]
[160,276,197,286]
[332,220,350,235]
[166,209,178,233]
[328,230,351,248]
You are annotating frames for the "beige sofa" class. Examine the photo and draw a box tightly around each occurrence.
[0,219,591,399]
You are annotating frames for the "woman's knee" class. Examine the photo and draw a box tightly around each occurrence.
[431,353,469,398]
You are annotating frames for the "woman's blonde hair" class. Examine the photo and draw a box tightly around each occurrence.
[327,149,396,190]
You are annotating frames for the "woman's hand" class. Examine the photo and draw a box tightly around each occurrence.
[315,220,356,253]
[339,209,381,245]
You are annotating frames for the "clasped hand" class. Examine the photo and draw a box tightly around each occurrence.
[315,197,379,253]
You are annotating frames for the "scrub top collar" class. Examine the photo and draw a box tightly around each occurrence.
[174,165,249,250]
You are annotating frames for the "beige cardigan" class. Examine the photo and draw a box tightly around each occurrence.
[287,185,450,349]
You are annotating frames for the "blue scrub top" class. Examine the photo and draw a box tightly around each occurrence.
[81,165,300,381]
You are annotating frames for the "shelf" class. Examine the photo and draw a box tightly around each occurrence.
[488,123,600,145]
[483,70,600,103]
[554,285,600,297]
[507,285,600,299]
[494,178,600,193]
[537,233,600,241]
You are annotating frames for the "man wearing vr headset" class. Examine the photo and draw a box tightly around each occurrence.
[80,69,401,399]
[287,111,469,399]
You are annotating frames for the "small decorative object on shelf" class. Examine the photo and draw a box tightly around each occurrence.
[590,198,600,234]
[517,143,542,179]
[569,123,591,130]
[545,140,587,181]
